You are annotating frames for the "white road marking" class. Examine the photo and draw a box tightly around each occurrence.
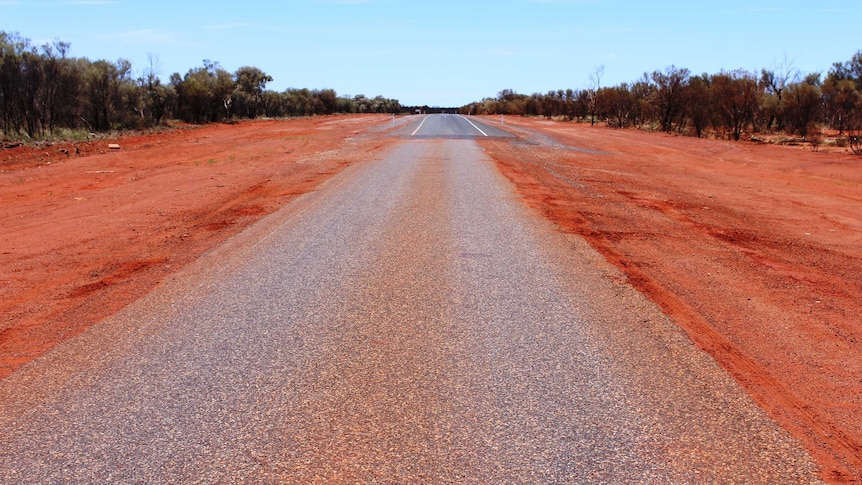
[411,115,430,136]
[459,115,488,136]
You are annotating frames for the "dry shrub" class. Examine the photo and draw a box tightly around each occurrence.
[850,135,862,156]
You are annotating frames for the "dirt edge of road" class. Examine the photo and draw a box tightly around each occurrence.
[478,116,862,483]
[0,115,402,380]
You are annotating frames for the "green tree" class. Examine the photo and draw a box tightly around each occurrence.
[650,65,690,132]
[711,69,759,141]
[824,52,862,133]
[783,75,822,137]
[174,60,234,123]
[20,48,44,136]
[234,66,272,119]
[630,77,654,128]
[138,54,174,125]
[829,51,862,90]
[685,74,712,137]
[759,58,797,131]
[314,88,338,114]
[82,58,131,131]
[40,40,81,134]
[0,32,32,136]
[261,90,284,117]
[605,83,636,129]
[823,76,859,134]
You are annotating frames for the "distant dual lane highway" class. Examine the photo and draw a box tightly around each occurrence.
[406,113,510,138]
[0,115,821,483]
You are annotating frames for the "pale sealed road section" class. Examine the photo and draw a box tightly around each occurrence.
[0,115,821,482]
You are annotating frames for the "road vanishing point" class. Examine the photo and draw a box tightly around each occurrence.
[0,115,821,483]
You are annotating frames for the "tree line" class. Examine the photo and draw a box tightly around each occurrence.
[0,31,401,139]
[463,52,862,145]
[4,28,860,149]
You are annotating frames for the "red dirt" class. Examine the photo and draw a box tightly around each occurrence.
[3,114,861,481]
[478,116,862,483]
[1,115,397,379]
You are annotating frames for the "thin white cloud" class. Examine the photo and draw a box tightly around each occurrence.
[0,0,116,4]
[202,22,254,30]
[316,0,374,4]
[524,0,591,4]
[741,7,784,12]
[485,48,526,57]
[96,29,178,44]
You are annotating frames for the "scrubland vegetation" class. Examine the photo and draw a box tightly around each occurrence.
[2,29,860,154]
[0,31,400,141]
[463,55,862,152]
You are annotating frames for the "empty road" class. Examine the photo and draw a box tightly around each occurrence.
[0,115,821,483]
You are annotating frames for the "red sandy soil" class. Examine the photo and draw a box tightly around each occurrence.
[3,114,861,482]
[478,116,862,483]
[1,115,395,379]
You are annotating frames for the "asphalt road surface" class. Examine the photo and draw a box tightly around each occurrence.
[0,115,822,483]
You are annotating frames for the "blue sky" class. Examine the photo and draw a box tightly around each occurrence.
[1,0,859,107]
